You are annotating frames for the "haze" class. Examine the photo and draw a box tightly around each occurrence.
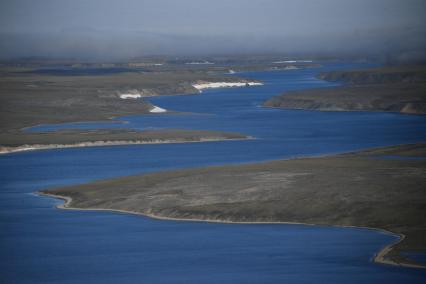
[0,0,425,60]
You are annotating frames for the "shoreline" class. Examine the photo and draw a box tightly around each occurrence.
[20,119,129,132]
[264,104,426,116]
[36,191,426,270]
[0,137,251,155]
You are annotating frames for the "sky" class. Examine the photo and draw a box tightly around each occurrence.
[0,0,425,60]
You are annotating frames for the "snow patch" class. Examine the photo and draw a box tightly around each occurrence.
[185,61,215,65]
[273,60,313,64]
[119,93,142,99]
[192,82,263,91]
[150,106,167,113]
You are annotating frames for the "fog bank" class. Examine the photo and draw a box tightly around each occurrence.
[1,0,425,61]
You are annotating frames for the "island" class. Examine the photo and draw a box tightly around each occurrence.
[264,65,426,115]
[40,143,426,268]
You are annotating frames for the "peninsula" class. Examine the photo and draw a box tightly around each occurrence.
[0,61,262,151]
[0,128,248,154]
[41,143,426,268]
[264,65,426,115]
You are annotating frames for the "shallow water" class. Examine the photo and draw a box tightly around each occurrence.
[2,63,426,283]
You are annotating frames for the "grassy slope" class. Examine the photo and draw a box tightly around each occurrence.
[0,71,234,132]
[43,143,426,267]
[0,69,253,146]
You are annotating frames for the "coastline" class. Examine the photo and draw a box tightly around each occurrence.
[7,64,425,274]
[20,119,129,132]
[36,191,426,270]
[263,65,426,116]
[264,104,426,116]
[0,136,251,155]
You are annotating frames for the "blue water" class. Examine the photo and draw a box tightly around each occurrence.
[2,63,426,283]
[402,253,426,264]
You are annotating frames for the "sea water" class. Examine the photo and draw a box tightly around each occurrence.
[2,63,426,283]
